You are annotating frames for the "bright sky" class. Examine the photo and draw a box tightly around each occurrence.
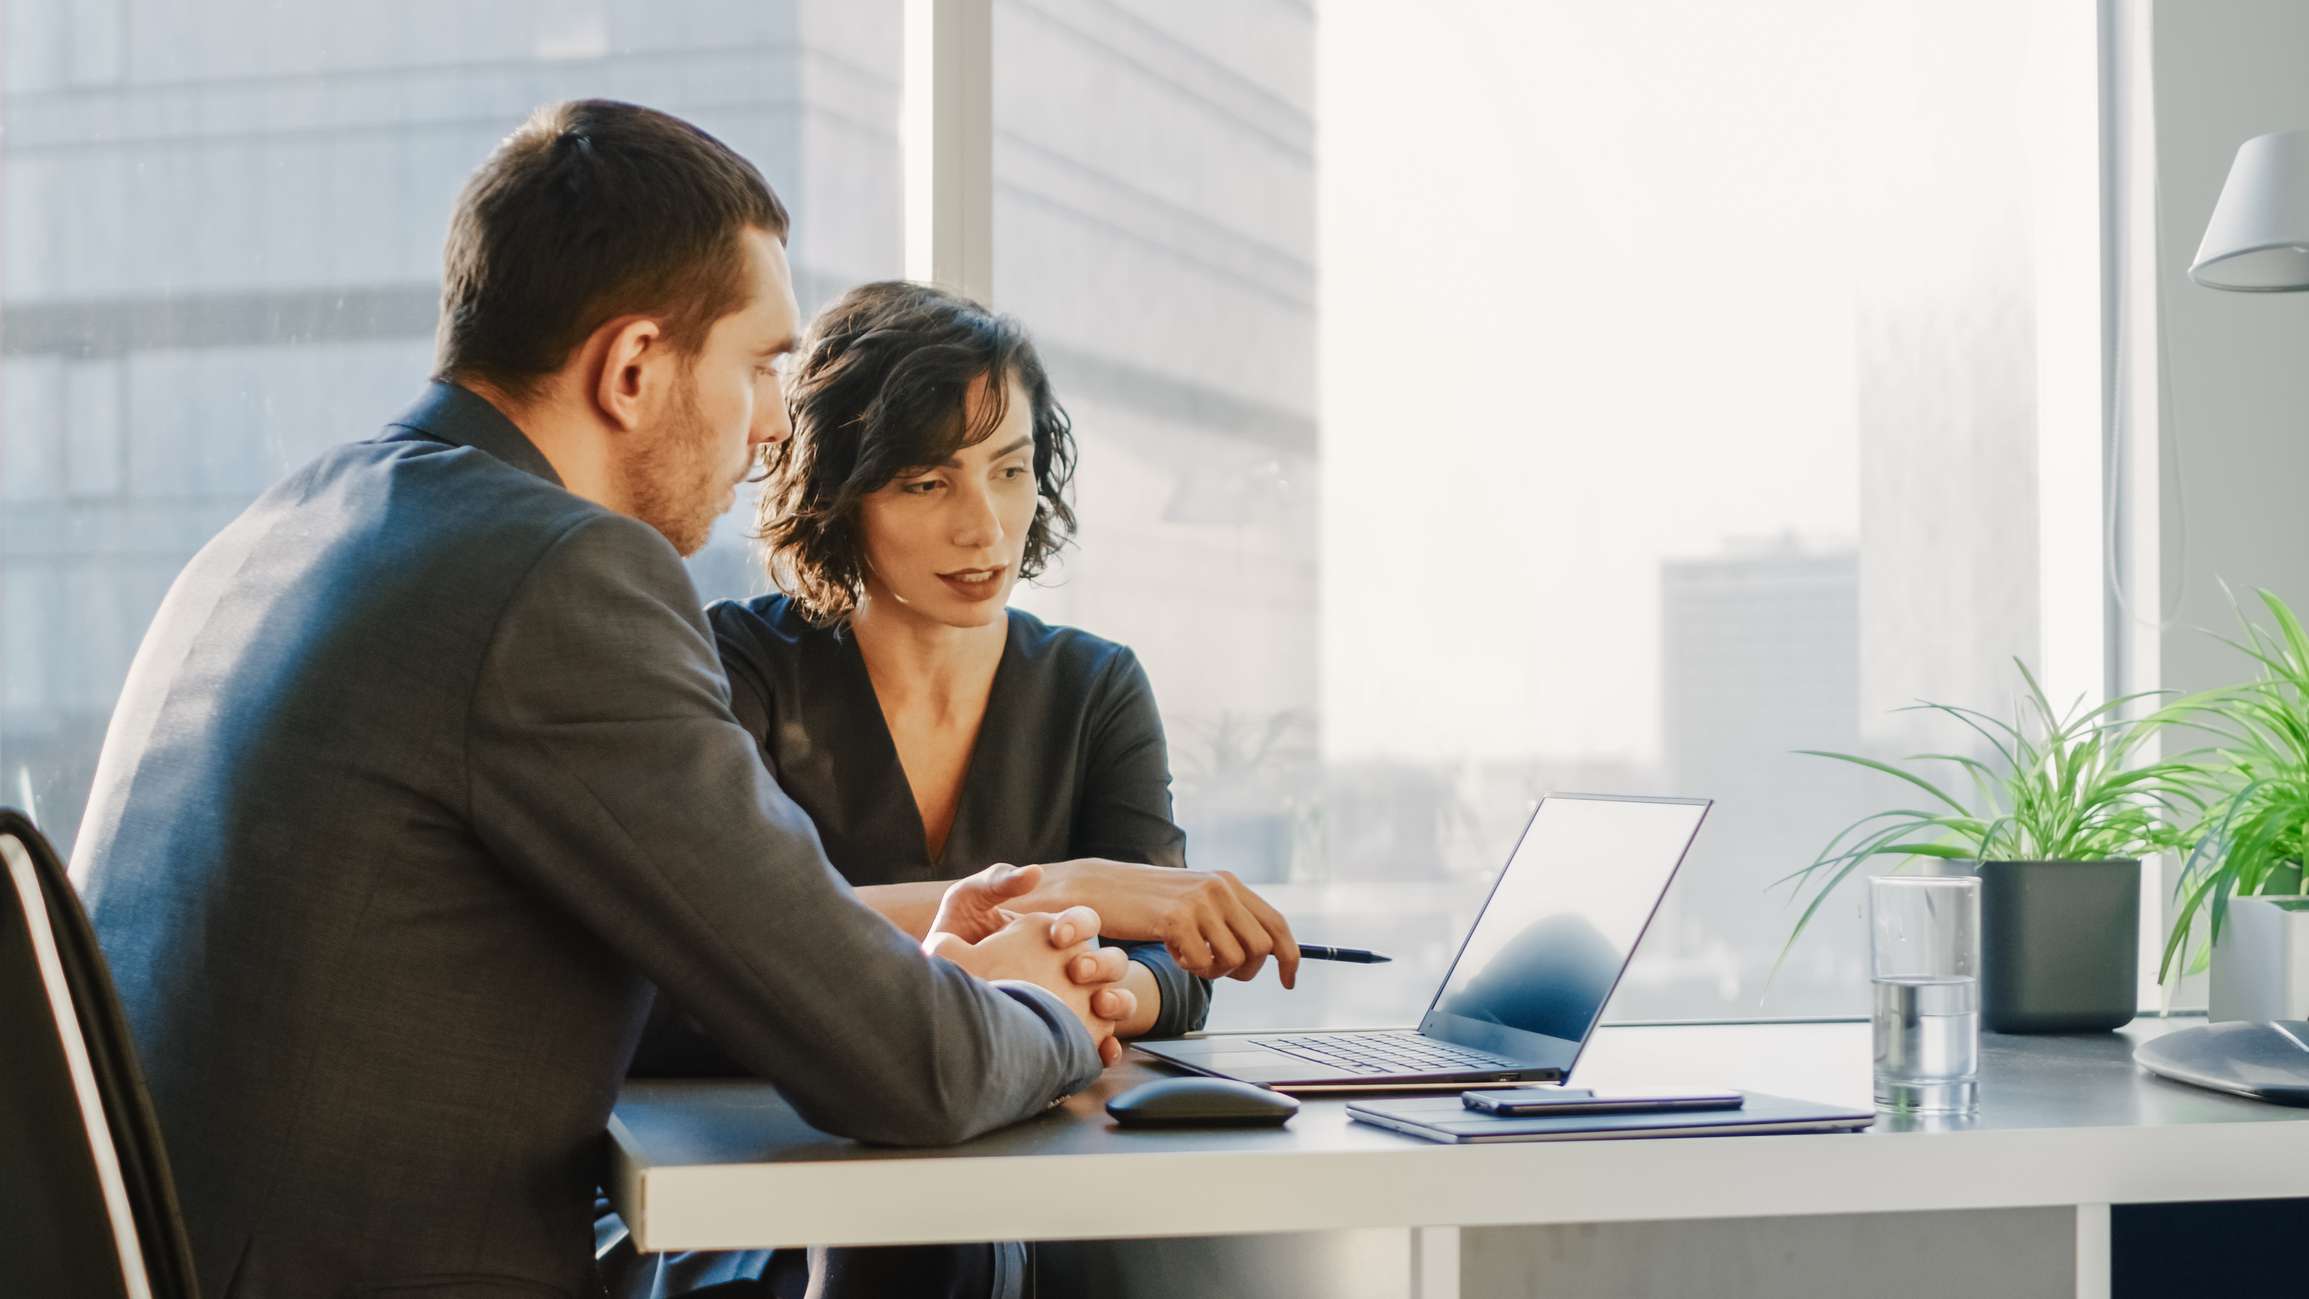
[1314,0,2098,765]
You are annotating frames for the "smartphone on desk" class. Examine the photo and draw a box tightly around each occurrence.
[1460,1086,1745,1116]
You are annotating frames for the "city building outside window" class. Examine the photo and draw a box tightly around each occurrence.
[1,0,2107,1029]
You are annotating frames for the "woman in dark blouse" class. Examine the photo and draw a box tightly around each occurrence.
[606,285,1299,1299]
[713,279,1298,1040]
[710,594,1207,1036]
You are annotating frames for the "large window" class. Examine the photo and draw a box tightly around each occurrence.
[3,0,2106,1029]
[0,0,903,844]
[993,0,2104,1026]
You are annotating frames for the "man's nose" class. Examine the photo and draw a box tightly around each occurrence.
[753,391,793,447]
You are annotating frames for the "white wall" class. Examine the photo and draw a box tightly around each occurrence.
[2154,0,2309,697]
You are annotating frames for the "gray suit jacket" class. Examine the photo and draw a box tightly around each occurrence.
[70,382,1100,1299]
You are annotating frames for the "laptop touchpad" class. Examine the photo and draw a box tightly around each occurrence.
[1195,1052,1334,1082]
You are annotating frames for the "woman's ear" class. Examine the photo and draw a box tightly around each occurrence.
[590,316,664,432]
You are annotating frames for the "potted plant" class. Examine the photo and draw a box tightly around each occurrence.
[1784,661,2215,1033]
[2165,590,2309,1018]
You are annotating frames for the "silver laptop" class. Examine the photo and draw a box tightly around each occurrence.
[1135,793,1711,1093]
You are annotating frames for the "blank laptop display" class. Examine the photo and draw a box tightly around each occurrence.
[1134,794,1710,1090]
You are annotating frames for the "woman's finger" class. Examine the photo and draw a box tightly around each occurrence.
[1228,875,1301,989]
[1197,898,1248,976]
[1166,913,1216,977]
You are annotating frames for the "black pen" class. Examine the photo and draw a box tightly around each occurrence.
[1298,944,1392,964]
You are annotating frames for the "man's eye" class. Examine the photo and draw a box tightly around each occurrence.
[1001,465,1030,480]
[904,480,943,495]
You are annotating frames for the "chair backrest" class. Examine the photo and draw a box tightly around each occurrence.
[0,808,199,1299]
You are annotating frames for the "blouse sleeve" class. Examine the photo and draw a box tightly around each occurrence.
[1079,648,1212,1038]
[707,601,777,750]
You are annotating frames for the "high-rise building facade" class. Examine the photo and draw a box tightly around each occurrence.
[993,0,1320,880]
[1644,538,1875,1017]
[0,1,1322,861]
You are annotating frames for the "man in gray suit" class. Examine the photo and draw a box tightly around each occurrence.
[71,100,1139,1299]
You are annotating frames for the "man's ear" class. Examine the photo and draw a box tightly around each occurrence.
[591,316,665,433]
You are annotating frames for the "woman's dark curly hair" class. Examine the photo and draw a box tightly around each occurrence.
[755,281,1078,624]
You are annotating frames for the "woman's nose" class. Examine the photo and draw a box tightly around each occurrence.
[951,484,1003,549]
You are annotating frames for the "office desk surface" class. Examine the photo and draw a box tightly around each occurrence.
[608,1018,2309,1251]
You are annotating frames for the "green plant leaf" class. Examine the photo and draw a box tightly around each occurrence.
[1794,750,1970,816]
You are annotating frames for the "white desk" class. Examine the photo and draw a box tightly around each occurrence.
[609,1019,2309,1298]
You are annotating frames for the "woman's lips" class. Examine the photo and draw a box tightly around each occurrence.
[937,566,1008,602]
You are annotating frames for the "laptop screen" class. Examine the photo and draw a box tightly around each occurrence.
[1419,794,1709,1072]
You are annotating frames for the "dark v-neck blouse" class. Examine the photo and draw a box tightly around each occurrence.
[707,593,1210,1038]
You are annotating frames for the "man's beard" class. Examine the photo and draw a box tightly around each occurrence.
[619,377,734,558]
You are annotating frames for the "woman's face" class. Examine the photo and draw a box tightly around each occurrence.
[856,375,1039,628]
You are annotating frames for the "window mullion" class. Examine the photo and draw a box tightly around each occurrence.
[904,0,995,305]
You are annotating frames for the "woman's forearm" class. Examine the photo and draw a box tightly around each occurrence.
[854,879,956,940]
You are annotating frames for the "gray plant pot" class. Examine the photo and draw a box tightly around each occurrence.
[1977,859,2140,1033]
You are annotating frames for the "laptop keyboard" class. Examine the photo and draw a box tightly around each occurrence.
[1250,1031,1525,1076]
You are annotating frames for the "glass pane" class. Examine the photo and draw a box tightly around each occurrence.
[993,0,2102,1028]
[0,0,904,853]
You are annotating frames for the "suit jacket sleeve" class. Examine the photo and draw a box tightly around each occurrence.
[622,603,779,1078]
[1077,648,1213,1038]
[465,513,1100,1144]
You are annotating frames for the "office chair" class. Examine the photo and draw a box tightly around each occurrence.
[0,808,200,1299]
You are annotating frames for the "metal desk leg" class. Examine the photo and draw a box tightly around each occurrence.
[2075,1204,2110,1299]
[1412,1226,1459,1299]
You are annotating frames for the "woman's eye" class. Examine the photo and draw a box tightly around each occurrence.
[1000,465,1030,480]
[903,479,944,495]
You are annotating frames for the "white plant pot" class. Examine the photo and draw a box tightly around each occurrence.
[2208,895,2309,1022]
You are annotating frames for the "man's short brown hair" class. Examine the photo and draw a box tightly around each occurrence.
[434,99,789,401]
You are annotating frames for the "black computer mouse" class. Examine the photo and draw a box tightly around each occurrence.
[1106,1076,1300,1128]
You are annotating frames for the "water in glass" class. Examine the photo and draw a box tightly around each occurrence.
[1872,973,1980,1113]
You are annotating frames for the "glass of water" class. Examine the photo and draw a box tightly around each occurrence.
[1871,874,1980,1114]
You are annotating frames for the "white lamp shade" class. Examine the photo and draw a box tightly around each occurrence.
[2192,127,2309,292]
